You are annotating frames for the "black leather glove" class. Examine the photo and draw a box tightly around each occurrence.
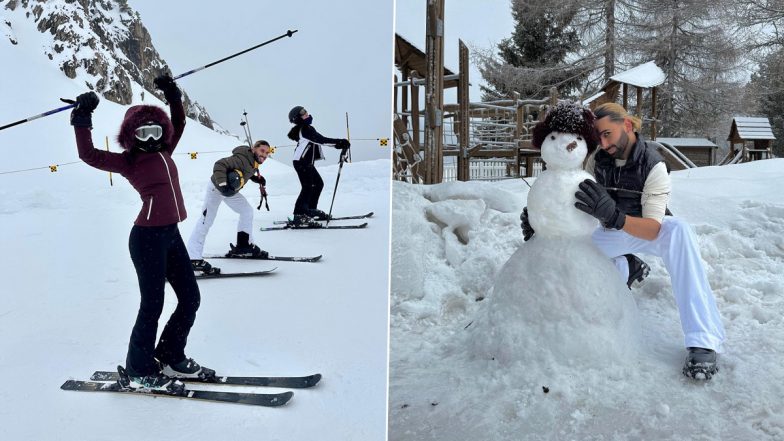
[336,139,350,149]
[153,74,182,102]
[70,91,99,128]
[250,174,267,186]
[520,207,535,241]
[574,179,626,230]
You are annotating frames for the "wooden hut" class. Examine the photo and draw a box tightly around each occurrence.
[585,61,666,139]
[727,117,775,162]
[655,138,718,167]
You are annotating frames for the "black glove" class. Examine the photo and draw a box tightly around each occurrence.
[574,179,626,230]
[335,139,350,149]
[520,207,535,241]
[250,174,267,186]
[153,74,182,102]
[70,91,99,128]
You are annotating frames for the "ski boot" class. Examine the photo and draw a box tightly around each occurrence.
[117,365,185,394]
[625,254,650,289]
[161,357,216,381]
[306,208,330,221]
[682,347,718,380]
[227,231,268,258]
[191,259,220,275]
[288,214,322,229]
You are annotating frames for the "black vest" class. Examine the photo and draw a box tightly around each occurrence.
[593,134,663,217]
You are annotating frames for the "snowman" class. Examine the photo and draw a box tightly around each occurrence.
[467,102,641,368]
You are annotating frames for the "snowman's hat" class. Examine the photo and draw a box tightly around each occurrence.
[531,101,598,154]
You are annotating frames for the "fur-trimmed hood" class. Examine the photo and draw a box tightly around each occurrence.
[116,105,175,151]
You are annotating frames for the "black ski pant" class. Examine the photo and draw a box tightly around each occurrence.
[126,224,201,376]
[293,159,324,215]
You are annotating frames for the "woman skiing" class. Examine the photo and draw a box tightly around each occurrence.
[286,106,350,226]
[70,75,213,393]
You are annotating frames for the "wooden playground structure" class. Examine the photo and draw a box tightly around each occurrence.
[393,0,775,184]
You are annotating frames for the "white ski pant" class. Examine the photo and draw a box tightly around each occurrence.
[592,217,725,353]
[186,182,255,259]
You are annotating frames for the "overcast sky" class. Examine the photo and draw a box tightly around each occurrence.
[131,0,394,162]
[394,0,515,103]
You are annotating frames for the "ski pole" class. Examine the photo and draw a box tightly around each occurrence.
[172,29,297,80]
[241,110,254,147]
[0,29,298,132]
[326,112,351,226]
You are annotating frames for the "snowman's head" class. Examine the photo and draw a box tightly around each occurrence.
[532,101,598,170]
[539,132,589,169]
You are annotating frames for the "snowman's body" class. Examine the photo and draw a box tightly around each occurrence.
[528,132,599,238]
[468,130,641,367]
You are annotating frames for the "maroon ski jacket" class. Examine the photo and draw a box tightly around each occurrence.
[74,100,188,226]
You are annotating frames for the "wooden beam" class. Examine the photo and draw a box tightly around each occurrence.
[424,0,445,184]
[457,39,470,181]
[623,83,628,109]
[651,87,657,139]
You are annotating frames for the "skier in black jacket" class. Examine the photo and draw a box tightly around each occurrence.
[286,106,350,226]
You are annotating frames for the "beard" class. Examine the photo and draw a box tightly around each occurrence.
[611,131,631,159]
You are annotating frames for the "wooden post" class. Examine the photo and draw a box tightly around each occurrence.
[401,70,409,126]
[513,91,523,177]
[636,87,642,117]
[457,39,470,181]
[394,74,399,123]
[622,83,628,109]
[425,0,445,184]
[651,87,657,139]
[549,86,559,108]
[410,73,422,180]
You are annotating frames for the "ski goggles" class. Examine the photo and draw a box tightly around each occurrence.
[134,124,164,141]
[298,108,308,116]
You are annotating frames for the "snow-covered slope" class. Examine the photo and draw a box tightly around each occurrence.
[389,161,784,440]
[0,5,391,440]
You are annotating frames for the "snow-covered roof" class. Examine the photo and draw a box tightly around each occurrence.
[731,117,775,140]
[582,91,605,106]
[606,61,666,89]
[656,137,718,148]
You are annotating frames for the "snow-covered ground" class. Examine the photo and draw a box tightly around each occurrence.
[0,15,391,441]
[389,160,784,440]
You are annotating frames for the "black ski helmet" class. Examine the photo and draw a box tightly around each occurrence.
[288,106,306,124]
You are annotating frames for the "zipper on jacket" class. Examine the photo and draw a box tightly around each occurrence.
[146,196,154,220]
[158,152,182,222]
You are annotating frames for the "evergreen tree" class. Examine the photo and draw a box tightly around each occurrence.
[477,0,586,99]
[748,48,784,156]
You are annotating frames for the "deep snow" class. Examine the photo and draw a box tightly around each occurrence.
[389,160,784,441]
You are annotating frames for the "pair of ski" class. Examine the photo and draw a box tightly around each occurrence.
[194,253,322,280]
[262,211,373,231]
[61,367,322,407]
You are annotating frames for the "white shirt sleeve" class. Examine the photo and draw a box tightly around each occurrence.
[641,162,671,222]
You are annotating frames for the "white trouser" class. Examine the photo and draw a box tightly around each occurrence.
[592,217,725,352]
[186,182,255,259]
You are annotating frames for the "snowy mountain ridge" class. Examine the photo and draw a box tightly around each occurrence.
[1,0,221,131]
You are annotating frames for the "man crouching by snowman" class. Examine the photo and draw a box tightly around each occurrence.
[521,102,725,380]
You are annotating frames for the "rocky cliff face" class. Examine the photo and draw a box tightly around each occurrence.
[3,0,216,130]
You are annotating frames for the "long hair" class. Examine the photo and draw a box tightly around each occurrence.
[594,102,642,132]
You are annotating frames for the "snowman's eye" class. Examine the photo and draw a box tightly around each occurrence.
[550,135,555,140]
[577,136,583,141]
